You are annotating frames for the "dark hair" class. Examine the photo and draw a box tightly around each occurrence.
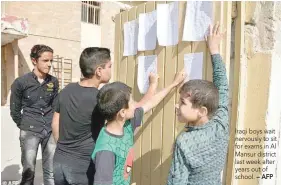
[97,82,132,122]
[30,44,53,60]
[180,80,219,118]
[79,47,111,78]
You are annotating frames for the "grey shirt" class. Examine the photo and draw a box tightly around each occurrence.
[167,54,229,185]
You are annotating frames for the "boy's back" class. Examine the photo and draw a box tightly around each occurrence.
[55,82,100,161]
[92,108,143,185]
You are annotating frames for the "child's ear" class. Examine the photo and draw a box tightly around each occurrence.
[118,108,126,119]
[31,58,37,65]
[95,66,102,78]
[198,106,208,118]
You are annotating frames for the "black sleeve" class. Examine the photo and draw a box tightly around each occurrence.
[131,107,144,131]
[94,151,115,185]
[10,79,23,126]
[91,106,105,142]
[51,78,60,111]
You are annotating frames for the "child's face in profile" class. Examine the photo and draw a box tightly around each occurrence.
[176,92,200,123]
[124,95,136,120]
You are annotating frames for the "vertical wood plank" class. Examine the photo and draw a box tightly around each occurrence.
[119,11,128,83]
[126,7,137,183]
[161,1,178,184]
[221,2,233,184]
[226,2,246,185]
[150,2,166,185]
[131,4,145,185]
[206,1,221,81]
[222,1,232,82]
[113,14,121,82]
[175,1,192,139]
[140,2,155,185]
[127,7,137,88]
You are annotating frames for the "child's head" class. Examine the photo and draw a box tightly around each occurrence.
[97,82,135,123]
[176,80,219,124]
[79,47,112,83]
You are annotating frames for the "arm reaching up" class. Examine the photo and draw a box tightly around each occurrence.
[142,70,186,114]
[135,73,159,108]
[206,23,229,131]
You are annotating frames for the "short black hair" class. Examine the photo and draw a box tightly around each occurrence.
[97,82,132,122]
[30,44,53,60]
[180,80,219,118]
[79,47,111,78]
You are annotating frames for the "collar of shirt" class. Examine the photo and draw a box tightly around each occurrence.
[185,121,214,131]
[31,70,51,83]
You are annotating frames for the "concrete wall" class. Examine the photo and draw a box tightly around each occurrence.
[2,1,82,83]
[1,2,125,183]
[1,44,15,105]
[100,2,124,81]
[81,22,101,49]
[1,2,81,183]
[1,107,44,184]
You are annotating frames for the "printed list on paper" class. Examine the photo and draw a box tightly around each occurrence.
[184,52,204,81]
[183,1,213,41]
[123,19,138,56]
[138,10,157,51]
[137,55,157,94]
[157,1,179,46]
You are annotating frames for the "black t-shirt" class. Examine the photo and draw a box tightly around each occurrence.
[55,83,104,162]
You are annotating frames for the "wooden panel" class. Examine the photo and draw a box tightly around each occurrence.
[131,4,145,185]
[113,14,121,82]
[119,11,128,83]
[112,1,234,185]
[127,7,137,88]
[140,2,155,185]
[150,2,166,185]
[205,1,221,81]
[221,2,233,184]
[161,1,178,183]
[226,2,246,184]
[222,1,232,82]
[175,1,191,139]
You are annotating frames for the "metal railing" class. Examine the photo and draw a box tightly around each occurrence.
[81,1,101,25]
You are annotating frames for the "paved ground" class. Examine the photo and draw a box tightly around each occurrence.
[1,106,43,185]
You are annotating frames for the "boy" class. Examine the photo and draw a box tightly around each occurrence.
[52,47,159,185]
[167,23,229,185]
[92,71,186,185]
[10,44,58,185]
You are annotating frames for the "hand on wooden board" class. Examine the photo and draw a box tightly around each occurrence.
[205,22,226,55]
[172,69,186,87]
[149,72,159,86]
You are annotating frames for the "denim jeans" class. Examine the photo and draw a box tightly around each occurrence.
[19,129,56,185]
[53,153,94,185]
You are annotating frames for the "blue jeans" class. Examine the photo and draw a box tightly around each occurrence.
[19,129,56,185]
[53,153,94,185]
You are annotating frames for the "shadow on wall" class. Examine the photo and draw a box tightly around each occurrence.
[1,159,44,185]
[132,149,173,185]
[3,47,32,106]
[18,48,32,76]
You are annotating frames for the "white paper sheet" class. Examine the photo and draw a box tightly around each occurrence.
[138,10,157,51]
[157,1,179,46]
[184,52,204,81]
[137,55,157,94]
[183,1,213,41]
[123,19,138,56]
